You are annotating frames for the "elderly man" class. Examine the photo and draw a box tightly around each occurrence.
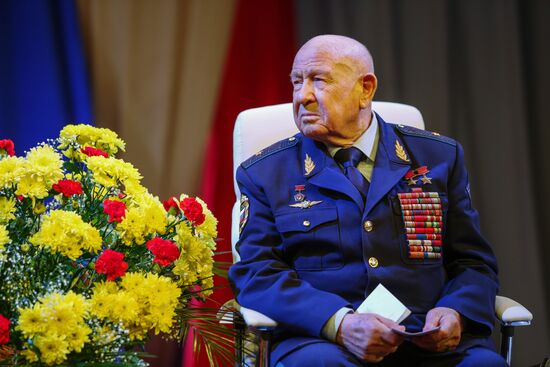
[229,35,506,366]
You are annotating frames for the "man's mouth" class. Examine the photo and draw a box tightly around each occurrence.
[300,113,320,122]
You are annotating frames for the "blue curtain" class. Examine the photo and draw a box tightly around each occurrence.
[0,0,93,155]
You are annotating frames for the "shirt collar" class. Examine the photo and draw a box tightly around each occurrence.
[325,112,379,160]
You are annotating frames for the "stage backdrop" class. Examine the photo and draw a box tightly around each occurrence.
[0,0,93,151]
[78,0,550,366]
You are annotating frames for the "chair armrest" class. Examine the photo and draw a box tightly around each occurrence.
[217,299,278,330]
[240,306,278,330]
[495,295,533,326]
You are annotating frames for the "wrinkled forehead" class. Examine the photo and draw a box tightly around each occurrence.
[291,46,354,75]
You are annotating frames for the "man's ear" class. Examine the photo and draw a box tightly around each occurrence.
[360,73,377,108]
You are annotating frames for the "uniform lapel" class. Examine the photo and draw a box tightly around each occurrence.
[300,136,365,211]
[364,115,412,216]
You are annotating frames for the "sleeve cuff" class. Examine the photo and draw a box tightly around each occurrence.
[321,307,354,341]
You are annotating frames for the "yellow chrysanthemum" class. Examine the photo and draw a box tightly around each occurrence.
[195,197,218,240]
[18,305,46,337]
[29,210,102,260]
[20,347,38,363]
[173,224,215,289]
[67,324,91,353]
[34,334,70,366]
[18,291,91,365]
[116,193,167,245]
[116,272,143,292]
[90,289,114,320]
[86,156,143,192]
[175,221,193,245]
[16,145,63,199]
[58,124,125,159]
[120,272,181,339]
[90,281,140,324]
[110,292,140,324]
[0,156,24,189]
[61,290,90,319]
[91,273,181,340]
[0,225,9,251]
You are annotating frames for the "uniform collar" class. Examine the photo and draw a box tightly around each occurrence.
[299,114,413,214]
[324,112,378,161]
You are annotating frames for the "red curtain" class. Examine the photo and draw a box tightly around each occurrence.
[183,1,296,366]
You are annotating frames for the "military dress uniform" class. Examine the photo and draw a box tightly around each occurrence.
[229,114,505,366]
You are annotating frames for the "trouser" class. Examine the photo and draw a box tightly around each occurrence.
[275,340,507,367]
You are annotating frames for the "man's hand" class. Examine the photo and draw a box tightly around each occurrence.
[336,313,405,363]
[411,307,463,352]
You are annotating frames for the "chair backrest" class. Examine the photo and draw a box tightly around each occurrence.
[231,101,425,260]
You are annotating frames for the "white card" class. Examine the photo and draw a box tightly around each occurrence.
[356,283,411,323]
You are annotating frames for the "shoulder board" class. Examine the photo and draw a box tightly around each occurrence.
[242,135,300,169]
[394,124,456,146]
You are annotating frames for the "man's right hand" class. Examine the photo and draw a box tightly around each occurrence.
[335,313,406,363]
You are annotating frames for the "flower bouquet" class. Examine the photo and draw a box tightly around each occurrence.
[0,126,231,366]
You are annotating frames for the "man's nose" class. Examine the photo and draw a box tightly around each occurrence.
[294,80,315,104]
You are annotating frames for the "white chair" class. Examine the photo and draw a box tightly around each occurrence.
[228,102,532,367]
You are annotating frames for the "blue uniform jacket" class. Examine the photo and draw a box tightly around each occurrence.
[229,115,499,364]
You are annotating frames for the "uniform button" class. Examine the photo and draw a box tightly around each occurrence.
[288,137,296,141]
[303,220,310,227]
[363,220,374,232]
[368,257,379,268]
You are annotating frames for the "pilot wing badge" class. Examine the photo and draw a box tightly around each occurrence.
[289,184,322,209]
[289,200,322,209]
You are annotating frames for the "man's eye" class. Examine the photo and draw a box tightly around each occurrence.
[314,77,326,83]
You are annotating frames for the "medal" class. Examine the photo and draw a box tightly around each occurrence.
[289,183,322,209]
[404,166,432,185]
[294,185,305,202]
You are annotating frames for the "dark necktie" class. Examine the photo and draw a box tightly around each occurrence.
[334,147,370,200]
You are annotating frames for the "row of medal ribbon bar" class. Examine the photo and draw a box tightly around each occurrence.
[402,209,442,216]
[407,233,441,240]
[398,192,440,198]
[408,244,441,252]
[399,198,441,204]
[403,215,442,221]
[409,251,442,259]
[404,221,442,228]
[400,203,441,210]
[407,240,442,246]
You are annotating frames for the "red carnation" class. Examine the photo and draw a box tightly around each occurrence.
[0,314,10,345]
[180,197,205,225]
[81,146,109,158]
[146,237,181,266]
[163,197,180,215]
[95,249,128,281]
[103,199,126,223]
[52,179,83,197]
[0,139,15,157]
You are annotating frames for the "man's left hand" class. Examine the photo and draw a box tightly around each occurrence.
[411,307,463,352]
